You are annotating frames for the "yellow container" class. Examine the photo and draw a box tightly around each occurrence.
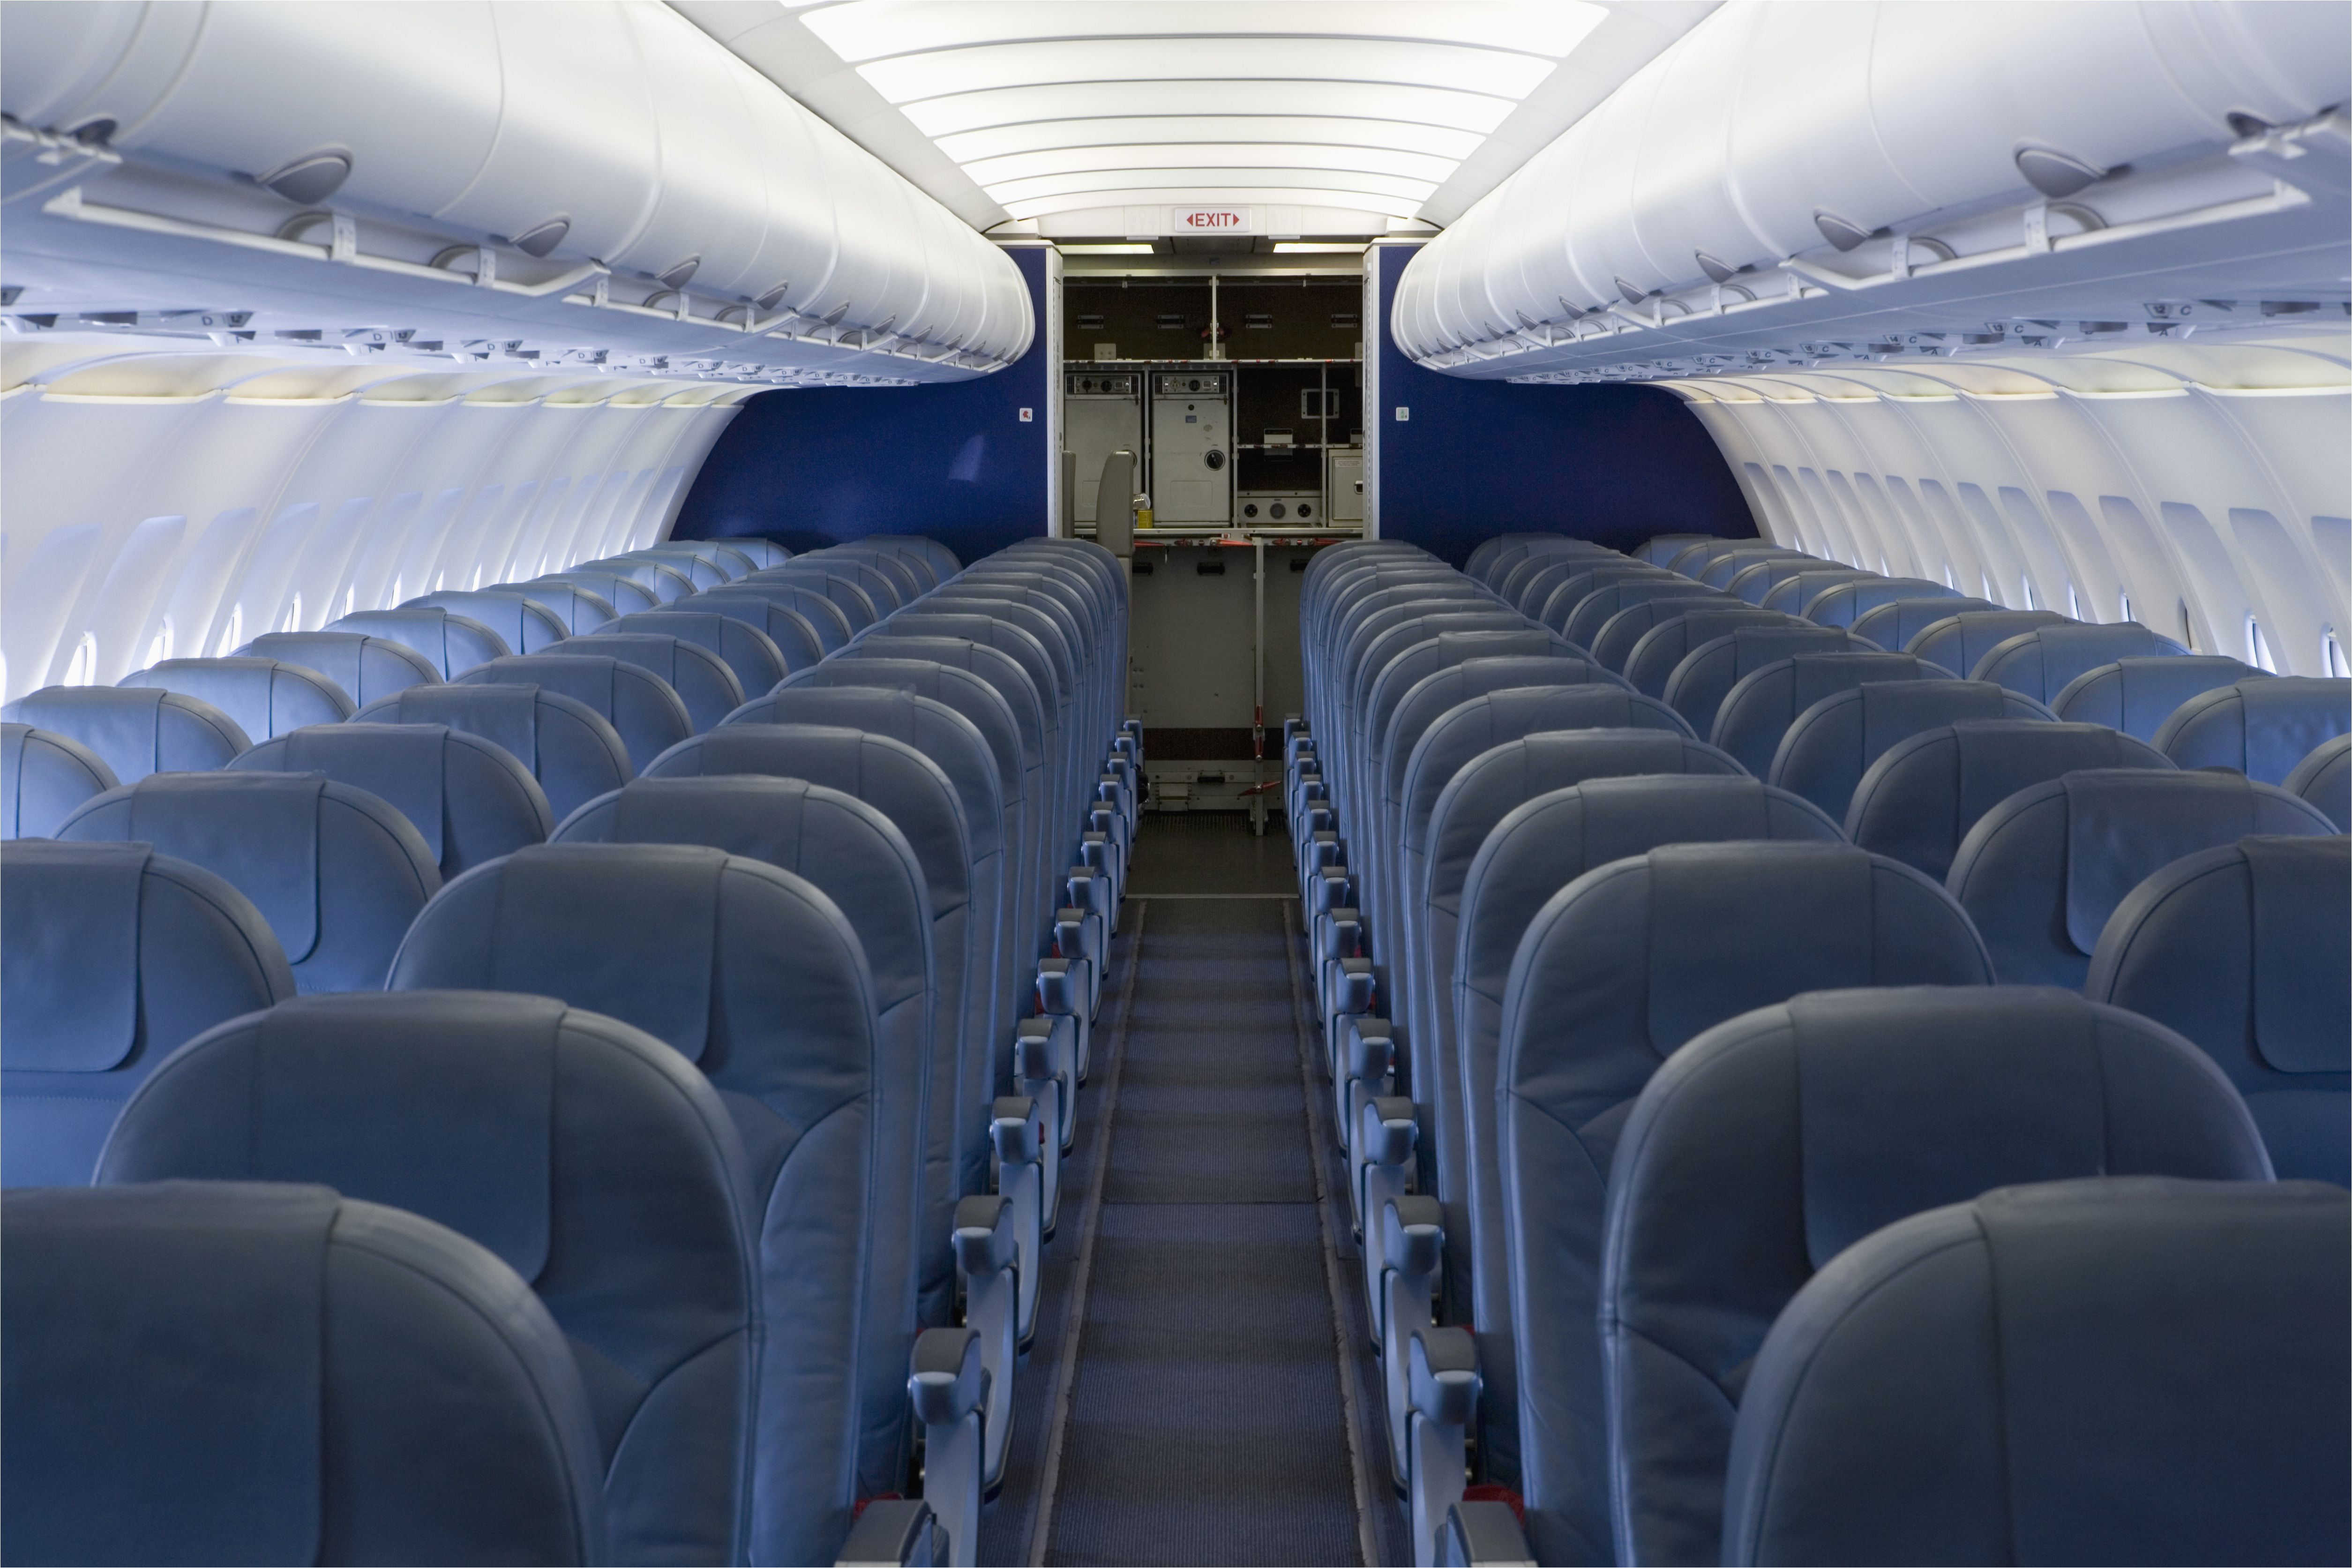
[1135,507,1154,529]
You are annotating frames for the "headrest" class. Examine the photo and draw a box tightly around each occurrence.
[538,570,658,615]
[544,635,692,688]
[2050,656,2259,739]
[1,840,150,1071]
[1858,679,2018,756]
[610,610,763,662]
[1781,653,1939,709]
[1648,842,1874,1050]
[1658,608,1798,653]
[2242,836,2352,1073]
[2059,770,2274,953]
[365,683,540,772]
[3,723,117,839]
[1423,689,1696,788]
[689,593,827,661]
[116,774,325,959]
[277,723,449,862]
[1856,720,2173,873]
[1803,578,1956,627]
[1761,570,1875,614]
[2,1181,338,1566]
[493,844,723,1061]
[329,608,511,678]
[120,658,354,742]
[3,686,250,782]
[403,591,566,650]
[238,632,441,704]
[497,581,619,633]
[2159,676,2352,784]
[1564,583,1721,648]
[2287,732,2351,829]
[1849,596,2002,652]
[1574,773,1830,867]
[1974,622,2186,697]
[1908,609,2070,675]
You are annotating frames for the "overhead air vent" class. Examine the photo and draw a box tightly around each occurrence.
[2226,112,2274,138]
[509,218,569,259]
[2014,144,2108,199]
[254,151,352,204]
[63,116,117,145]
[657,255,701,289]
[1615,277,1649,305]
[1695,251,1740,284]
[1812,210,1876,252]
[755,282,792,310]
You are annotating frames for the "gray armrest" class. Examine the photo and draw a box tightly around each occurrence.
[1034,955,1093,1093]
[1356,1095,1418,1357]
[991,1092,1048,1330]
[951,1196,1018,1498]
[910,1327,989,1568]
[1378,1194,1446,1488]
[1441,1501,1535,1568]
[836,1499,939,1567]
[1407,1326,1483,1568]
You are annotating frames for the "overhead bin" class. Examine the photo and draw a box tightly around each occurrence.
[1393,0,2349,382]
[0,0,1033,386]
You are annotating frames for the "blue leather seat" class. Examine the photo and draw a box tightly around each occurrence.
[326,607,511,678]
[1,686,249,782]
[58,773,440,994]
[1316,586,1497,801]
[402,590,570,653]
[1769,680,2056,824]
[1629,611,1822,701]
[2286,732,2352,829]
[3,1182,606,1566]
[646,539,762,579]
[117,657,353,740]
[1722,1178,2348,1568]
[689,589,833,665]
[535,634,743,734]
[1848,594,2002,653]
[1710,652,1958,777]
[1533,565,1672,632]
[2090,834,2350,1185]
[1506,552,1625,618]
[866,613,1078,841]
[581,555,697,603]
[1660,624,1856,732]
[2,724,115,838]
[350,683,629,822]
[1801,575,1959,627]
[699,536,790,569]
[618,546,733,591]
[492,579,620,633]
[1847,720,2174,879]
[388,843,912,1557]
[2051,655,2265,738]
[742,566,882,632]
[910,594,1090,792]
[99,991,756,1564]
[1315,575,1479,704]
[1484,539,1614,595]
[1606,988,2274,1566]
[1465,534,1553,583]
[607,610,791,696]
[639,726,977,1327]
[788,554,903,614]
[238,630,443,702]
[1633,533,1718,567]
[455,654,693,772]
[1760,568,1882,616]
[1972,621,2189,702]
[2,840,292,1187]
[1558,578,1714,653]
[1725,557,1843,605]
[1906,608,2071,674]
[1951,769,2336,987]
[534,569,661,616]
[1694,547,1814,590]
[1583,593,1741,674]
[1494,843,1992,1562]
[230,722,551,878]
[2157,676,2352,783]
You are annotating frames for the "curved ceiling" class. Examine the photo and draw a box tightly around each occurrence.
[781,0,1608,224]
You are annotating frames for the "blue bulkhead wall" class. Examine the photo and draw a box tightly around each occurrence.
[673,245,1054,563]
[1369,242,1753,565]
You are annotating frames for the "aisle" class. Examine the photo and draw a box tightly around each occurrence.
[1005,816,1399,1567]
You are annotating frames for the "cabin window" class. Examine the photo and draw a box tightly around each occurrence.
[343,585,356,618]
[61,633,97,688]
[2180,601,2198,650]
[2247,615,2278,673]
[213,607,244,658]
[2326,631,2348,678]
[2118,593,2134,624]
[2066,584,2082,620]
[280,594,302,633]
[2021,576,2037,610]
[144,621,173,666]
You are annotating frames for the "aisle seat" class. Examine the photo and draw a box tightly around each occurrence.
[492,580,620,634]
[533,569,661,616]
[403,590,569,653]
[1578,590,1736,672]
[1904,608,2071,675]
[57,772,439,994]
[742,566,881,633]
[1692,547,1814,589]
[620,545,734,590]
[2048,655,2265,738]
[98,991,757,1566]
[1536,566,1679,636]
[1709,652,1957,777]
[1,724,116,839]
[1759,568,1881,616]
[1633,533,1721,566]
[1,686,249,782]
[1,840,292,1187]
[1952,768,2337,987]
[1971,622,2189,703]
[1848,594,2003,653]
[327,607,510,679]
[1845,720,2174,879]
[710,537,790,569]
[689,589,833,665]
[607,609,791,693]
[1725,557,1844,604]
[117,656,353,740]
[456,654,693,773]
[537,634,743,734]
[238,630,442,703]
[1603,987,2274,1567]
[230,722,552,879]
[2156,676,2352,782]
[3,1183,605,1567]
[2286,732,2352,828]
[577,555,697,604]
[1631,611,1822,703]
[1802,575,1961,627]
[1768,681,2055,824]
[351,684,630,822]
[1659,623,1855,731]
[1506,552,1621,618]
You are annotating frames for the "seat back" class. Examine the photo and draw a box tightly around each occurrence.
[1724,555,1838,604]
[1848,594,2002,653]
[687,590,831,666]
[2090,834,2350,1185]
[621,546,732,590]
[1660,623,1853,730]
[1584,592,1739,674]
[493,580,620,634]
[1769,680,2055,824]
[118,657,354,740]
[1498,545,1621,614]
[1608,987,2273,1566]
[1847,720,2174,879]
[1722,1179,2348,1568]
[1634,533,1720,566]
[1693,546,1811,588]
[2156,676,2352,783]
[1801,576,1959,627]
[403,591,570,653]
[1,687,250,782]
[1953,769,2337,987]
[1710,652,1954,776]
[1559,579,1716,653]
[583,555,697,603]
[1626,608,1814,699]
[99,991,755,1564]
[238,630,442,703]
[642,726,975,1326]
[2,724,116,838]
[742,566,882,632]
[606,611,788,697]
[1533,564,1671,632]
[534,570,660,616]
[1760,568,1880,615]
[2050,655,2265,739]
[867,613,1068,818]
[3,1182,607,1566]
[351,683,629,823]
[1973,622,2190,702]
[2286,732,2352,829]
[388,843,904,1557]
[1904,608,2071,674]
[456,655,693,773]
[2,841,292,1186]
[1497,843,1992,1561]
[57,773,439,994]
[231,722,552,878]
[538,634,744,734]
[715,537,791,569]
[326,608,510,678]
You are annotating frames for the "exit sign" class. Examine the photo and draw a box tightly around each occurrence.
[1174,207,1251,233]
